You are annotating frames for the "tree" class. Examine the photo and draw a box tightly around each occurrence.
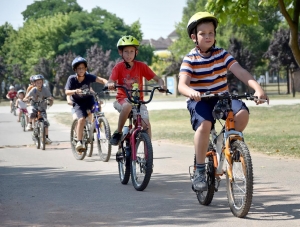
[206,0,300,67]
[0,56,7,97]
[86,44,112,78]
[54,52,76,97]
[22,0,82,21]
[34,58,55,93]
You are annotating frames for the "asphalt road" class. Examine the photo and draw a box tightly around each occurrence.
[0,102,300,226]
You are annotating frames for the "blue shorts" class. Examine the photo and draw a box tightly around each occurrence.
[73,98,94,119]
[187,98,249,131]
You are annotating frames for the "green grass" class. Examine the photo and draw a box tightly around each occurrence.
[54,104,300,158]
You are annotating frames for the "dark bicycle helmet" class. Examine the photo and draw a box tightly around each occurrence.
[72,56,87,71]
[33,74,45,81]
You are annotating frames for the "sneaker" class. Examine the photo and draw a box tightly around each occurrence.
[45,138,52,144]
[76,141,85,152]
[26,124,33,131]
[193,170,207,191]
[109,131,122,146]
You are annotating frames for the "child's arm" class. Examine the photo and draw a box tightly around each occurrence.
[178,75,202,101]
[96,77,108,85]
[230,63,269,104]
[15,99,19,107]
[152,75,167,90]
[6,94,9,99]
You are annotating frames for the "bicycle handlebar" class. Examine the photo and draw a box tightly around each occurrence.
[103,84,172,105]
[200,92,267,102]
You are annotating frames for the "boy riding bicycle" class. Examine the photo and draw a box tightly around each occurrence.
[107,35,166,146]
[6,85,17,112]
[65,56,108,152]
[177,12,269,191]
[24,74,54,144]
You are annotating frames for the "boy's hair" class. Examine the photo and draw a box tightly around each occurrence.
[187,12,218,38]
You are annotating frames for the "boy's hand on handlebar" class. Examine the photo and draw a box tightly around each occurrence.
[190,91,201,101]
[107,82,116,91]
[253,91,269,105]
[75,89,82,95]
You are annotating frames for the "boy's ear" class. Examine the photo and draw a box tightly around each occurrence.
[191,33,197,43]
[135,49,139,55]
[118,49,123,56]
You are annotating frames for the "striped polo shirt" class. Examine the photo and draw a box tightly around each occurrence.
[179,47,237,93]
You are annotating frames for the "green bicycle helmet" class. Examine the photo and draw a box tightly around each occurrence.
[117,35,140,50]
[187,12,218,38]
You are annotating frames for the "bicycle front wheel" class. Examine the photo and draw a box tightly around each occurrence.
[226,140,253,218]
[13,106,16,116]
[35,125,40,149]
[131,131,153,191]
[86,122,93,157]
[96,117,111,162]
[70,119,86,160]
[39,121,46,150]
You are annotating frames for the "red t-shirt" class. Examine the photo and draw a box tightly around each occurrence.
[110,61,156,102]
[7,91,17,99]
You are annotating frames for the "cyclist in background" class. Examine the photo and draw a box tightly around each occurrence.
[65,56,108,152]
[24,74,54,144]
[178,12,268,191]
[6,85,17,112]
[26,76,36,130]
[107,35,166,146]
[15,90,29,123]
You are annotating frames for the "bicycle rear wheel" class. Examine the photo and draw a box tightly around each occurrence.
[35,125,40,149]
[117,142,131,184]
[196,141,216,205]
[131,131,153,191]
[70,119,86,160]
[85,122,93,157]
[39,121,46,150]
[226,140,253,218]
[95,116,111,162]
[21,114,26,131]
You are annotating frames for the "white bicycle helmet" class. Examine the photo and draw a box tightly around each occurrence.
[9,85,14,89]
[17,89,25,94]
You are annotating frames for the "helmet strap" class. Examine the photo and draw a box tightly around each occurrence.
[121,51,137,69]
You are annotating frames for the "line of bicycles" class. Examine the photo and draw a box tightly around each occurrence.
[10,84,267,218]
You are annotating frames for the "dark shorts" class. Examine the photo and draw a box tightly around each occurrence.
[187,98,249,131]
[73,98,94,119]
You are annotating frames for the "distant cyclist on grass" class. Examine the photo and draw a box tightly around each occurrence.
[177,12,269,192]
[107,35,166,146]
[65,56,108,152]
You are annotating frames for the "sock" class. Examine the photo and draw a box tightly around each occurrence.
[196,163,205,172]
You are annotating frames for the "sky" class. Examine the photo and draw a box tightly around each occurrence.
[0,0,187,40]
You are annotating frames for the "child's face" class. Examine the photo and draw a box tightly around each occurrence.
[18,93,24,99]
[193,22,215,51]
[119,46,137,63]
[75,63,87,77]
[35,79,43,88]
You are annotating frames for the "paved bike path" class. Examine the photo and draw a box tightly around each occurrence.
[0,106,300,226]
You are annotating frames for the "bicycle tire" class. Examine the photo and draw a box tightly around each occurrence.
[70,119,86,160]
[35,124,40,149]
[39,121,46,150]
[196,146,216,205]
[96,117,111,162]
[21,114,26,132]
[118,142,131,184]
[86,122,93,157]
[13,106,16,116]
[226,140,253,218]
[131,131,153,191]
